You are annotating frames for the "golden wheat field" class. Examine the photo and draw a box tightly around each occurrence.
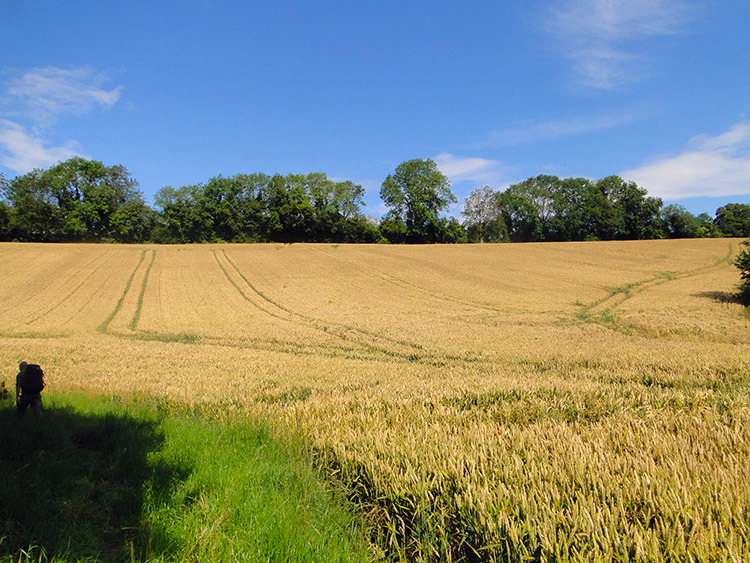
[1,240,748,562]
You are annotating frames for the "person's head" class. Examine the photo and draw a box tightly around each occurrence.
[19,361,27,371]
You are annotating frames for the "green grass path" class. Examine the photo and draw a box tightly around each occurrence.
[0,394,370,563]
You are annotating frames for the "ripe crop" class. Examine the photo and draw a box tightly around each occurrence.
[1,240,747,561]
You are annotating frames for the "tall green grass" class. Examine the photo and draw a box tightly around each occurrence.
[0,394,370,562]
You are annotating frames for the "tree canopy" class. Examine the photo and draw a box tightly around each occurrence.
[2,157,149,242]
[735,240,750,305]
[153,172,376,244]
[715,204,750,238]
[380,159,460,243]
[467,175,671,243]
[461,186,507,243]
[2,157,749,244]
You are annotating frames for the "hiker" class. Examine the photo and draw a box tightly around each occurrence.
[16,361,45,417]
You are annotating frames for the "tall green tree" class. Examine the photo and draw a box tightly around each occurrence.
[380,159,457,243]
[505,175,560,240]
[735,240,750,305]
[154,174,268,243]
[661,204,702,238]
[153,185,206,243]
[4,157,147,242]
[497,188,542,242]
[497,175,597,242]
[596,176,663,240]
[153,172,369,243]
[696,213,723,237]
[110,199,155,243]
[300,173,366,241]
[3,167,60,241]
[198,175,266,242]
[258,174,315,242]
[462,186,507,242]
[552,178,597,241]
[493,175,664,242]
[715,204,750,237]
[0,200,11,241]
[0,173,12,241]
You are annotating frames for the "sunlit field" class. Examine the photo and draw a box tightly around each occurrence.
[1,240,748,561]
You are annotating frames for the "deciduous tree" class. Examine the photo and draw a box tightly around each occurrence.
[462,186,507,242]
[735,240,750,305]
[715,204,750,237]
[661,204,702,238]
[4,157,146,242]
[380,159,457,243]
[596,176,663,240]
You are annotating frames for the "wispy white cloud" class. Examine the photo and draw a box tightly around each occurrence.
[433,153,506,185]
[6,66,121,126]
[487,108,647,146]
[0,119,84,172]
[0,66,121,173]
[622,121,750,199]
[544,0,700,90]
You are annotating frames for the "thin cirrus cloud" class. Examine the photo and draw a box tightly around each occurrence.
[544,0,699,90]
[486,109,648,147]
[0,66,121,173]
[6,66,122,125]
[622,121,750,200]
[432,153,507,186]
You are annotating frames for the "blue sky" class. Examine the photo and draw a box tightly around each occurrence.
[1,0,749,219]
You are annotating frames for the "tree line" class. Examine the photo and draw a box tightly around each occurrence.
[1,157,749,244]
[737,241,750,305]
[463,175,750,242]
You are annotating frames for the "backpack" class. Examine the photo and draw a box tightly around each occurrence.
[22,364,45,394]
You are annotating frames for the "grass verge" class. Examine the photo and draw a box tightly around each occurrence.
[0,393,370,563]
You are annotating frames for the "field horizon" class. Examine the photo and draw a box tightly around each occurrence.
[1,239,748,561]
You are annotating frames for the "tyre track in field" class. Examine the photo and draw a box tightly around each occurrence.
[0,249,109,316]
[212,249,456,363]
[376,271,505,313]
[128,249,156,331]
[95,248,446,365]
[98,249,151,334]
[310,246,506,315]
[24,250,113,325]
[577,241,737,332]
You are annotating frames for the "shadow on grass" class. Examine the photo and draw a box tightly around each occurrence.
[0,401,187,562]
